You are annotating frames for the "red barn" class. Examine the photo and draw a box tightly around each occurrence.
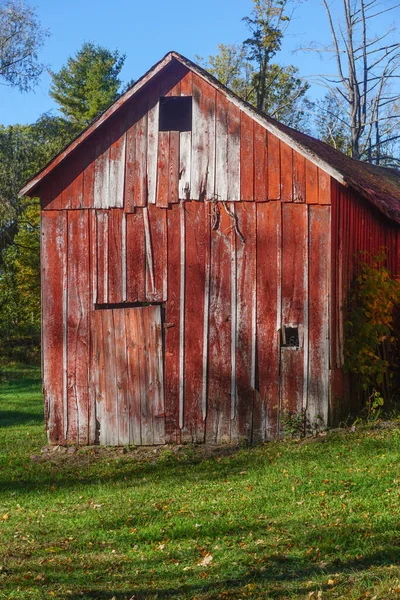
[20,52,400,445]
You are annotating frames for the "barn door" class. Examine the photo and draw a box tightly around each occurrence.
[90,305,165,445]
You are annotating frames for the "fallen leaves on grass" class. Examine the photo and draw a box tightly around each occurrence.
[197,553,213,567]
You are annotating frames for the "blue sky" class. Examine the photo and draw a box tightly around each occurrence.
[1,0,397,126]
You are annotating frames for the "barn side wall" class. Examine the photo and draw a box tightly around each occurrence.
[40,60,332,445]
[330,180,400,423]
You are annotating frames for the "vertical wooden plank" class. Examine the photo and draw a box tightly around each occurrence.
[215,91,229,201]
[169,131,180,205]
[126,209,146,302]
[230,205,237,422]
[157,131,170,207]
[330,181,338,373]
[41,172,62,211]
[202,203,211,424]
[240,111,254,201]
[41,211,67,443]
[306,160,319,204]
[149,305,165,444]
[83,144,95,209]
[125,308,142,445]
[232,203,256,442]
[182,202,207,442]
[318,168,331,205]
[180,69,193,97]
[293,151,306,203]
[337,186,344,367]
[227,103,241,201]
[143,206,155,298]
[308,205,330,427]
[165,203,181,443]
[88,210,97,444]
[96,211,109,304]
[122,212,127,302]
[108,209,123,304]
[124,107,137,213]
[256,202,281,441]
[146,204,167,302]
[109,115,126,208]
[91,311,106,445]
[67,210,90,444]
[280,203,308,419]
[191,74,216,200]
[94,129,110,209]
[134,113,148,207]
[206,205,232,443]
[102,309,119,445]
[113,308,129,444]
[147,91,159,205]
[138,308,152,444]
[280,143,293,202]
[254,122,267,201]
[179,132,192,200]
[65,152,84,209]
[179,203,186,430]
[267,131,280,200]
[179,70,192,201]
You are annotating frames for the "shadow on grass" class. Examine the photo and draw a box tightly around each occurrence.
[0,410,43,427]
[22,545,400,599]
[0,430,396,495]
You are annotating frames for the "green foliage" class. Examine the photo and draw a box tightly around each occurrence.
[280,409,324,438]
[280,409,306,438]
[0,115,76,232]
[49,42,125,128]
[199,1,309,128]
[0,0,49,91]
[0,198,40,363]
[344,252,400,395]
[196,44,254,100]
[0,115,75,362]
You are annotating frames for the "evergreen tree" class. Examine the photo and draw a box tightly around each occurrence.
[49,42,125,129]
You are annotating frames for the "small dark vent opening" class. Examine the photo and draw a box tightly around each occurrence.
[159,96,192,132]
[281,326,299,348]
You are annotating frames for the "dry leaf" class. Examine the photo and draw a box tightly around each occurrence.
[198,553,213,567]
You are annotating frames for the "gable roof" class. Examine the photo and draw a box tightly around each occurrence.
[19,51,400,225]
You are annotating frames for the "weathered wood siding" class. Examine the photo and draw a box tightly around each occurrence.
[40,60,334,444]
[330,181,400,422]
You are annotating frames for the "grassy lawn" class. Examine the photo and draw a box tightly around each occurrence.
[1,366,400,599]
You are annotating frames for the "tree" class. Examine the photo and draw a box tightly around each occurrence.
[0,197,41,358]
[198,1,310,128]
[0,115,76,361]
[0,115,76,244]
[197,44,254,100]
[314,92,352,156]
[49,42,126,129]
[309,0,400,166]
[0,0,49,91]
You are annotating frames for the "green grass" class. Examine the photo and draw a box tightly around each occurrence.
[1,366,400,599]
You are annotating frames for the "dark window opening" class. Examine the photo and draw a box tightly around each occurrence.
[95,302,161,310]
[281,326,299,348]
[159,96,192,132]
